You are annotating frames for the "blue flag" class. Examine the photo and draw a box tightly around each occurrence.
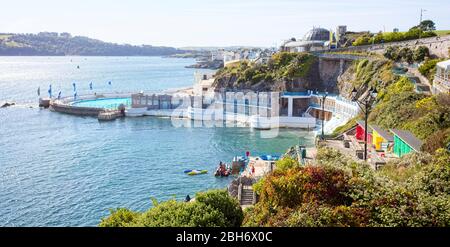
[73,83,76,92]
[58,91,62,99]
[37,87,40,96]
[89,82,93,90]
[48,85,52,98]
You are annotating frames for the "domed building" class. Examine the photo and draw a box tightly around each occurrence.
[303,27,331,41]
[280,27,335,52]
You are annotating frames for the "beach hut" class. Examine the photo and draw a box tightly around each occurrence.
[390,129,423,157]
[355,120,373,144]
[370,125,394,151]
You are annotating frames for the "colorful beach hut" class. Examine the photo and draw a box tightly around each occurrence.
[370,125,394,151]
[390,129,423,157]
[355,120,373,144]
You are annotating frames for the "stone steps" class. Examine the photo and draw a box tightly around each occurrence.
[240,187,254,205]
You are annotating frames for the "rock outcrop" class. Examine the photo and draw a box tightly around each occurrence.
[1,102,15,108]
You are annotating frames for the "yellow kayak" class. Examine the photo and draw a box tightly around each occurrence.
[187,170,208,175]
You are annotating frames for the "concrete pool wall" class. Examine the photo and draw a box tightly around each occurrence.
[50,93,132,116]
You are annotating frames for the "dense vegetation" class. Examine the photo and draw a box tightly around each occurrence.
[213,52,317,88]
[383,46,430,64]
[335,54,450,153]
[352,20,438,46]
[418,58,445,81]
[244,147,450,227]
[99,190,243,227]
[353,29,436,46]
[0,32,182,56]
[343,58,397,91]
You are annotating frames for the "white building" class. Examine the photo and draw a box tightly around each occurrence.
[280,27,333,52]
[433,59,450,94]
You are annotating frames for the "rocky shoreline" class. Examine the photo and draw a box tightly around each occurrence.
[185,59,223,69]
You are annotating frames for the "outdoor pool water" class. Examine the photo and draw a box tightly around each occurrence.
[71,97,132,110]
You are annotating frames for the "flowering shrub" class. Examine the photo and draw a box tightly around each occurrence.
[243,147,450,227]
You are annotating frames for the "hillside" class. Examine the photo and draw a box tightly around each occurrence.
[213,52,324,92]
[0,32,183,56]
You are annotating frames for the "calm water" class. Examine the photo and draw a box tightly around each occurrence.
[0,56,315,226]
[72,97,132,109]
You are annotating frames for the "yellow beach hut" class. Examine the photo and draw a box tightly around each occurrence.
[370,125,394,151]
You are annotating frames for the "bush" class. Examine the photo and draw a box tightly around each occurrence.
[418,58,443,81]
[353,29,437,47]
[274,157,299,172]
[383,46,429,63]
[413,46,430,62]
[99,190,243,227]
[99,208,140,227]
[244,148,450,227]
[195,190,243,227]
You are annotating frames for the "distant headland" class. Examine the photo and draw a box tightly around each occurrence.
[0,32,184,56]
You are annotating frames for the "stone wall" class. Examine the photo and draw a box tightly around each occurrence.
[50,102,102,116]
[332,35,450,58]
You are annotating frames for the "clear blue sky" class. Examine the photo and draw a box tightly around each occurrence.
[1,0,449,47]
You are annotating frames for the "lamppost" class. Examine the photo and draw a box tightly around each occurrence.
[316,90,328,140]
[351,86,378,161]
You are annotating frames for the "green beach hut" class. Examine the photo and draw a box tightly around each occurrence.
[390,129,423,157]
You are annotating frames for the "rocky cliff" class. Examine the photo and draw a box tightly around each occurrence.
[213,52,327,92]
[212,52,367,96]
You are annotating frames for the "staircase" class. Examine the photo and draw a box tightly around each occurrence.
[239,185,255,206]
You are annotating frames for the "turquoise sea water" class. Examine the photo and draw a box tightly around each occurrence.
[0,56,315,226]
[72,97,132,109]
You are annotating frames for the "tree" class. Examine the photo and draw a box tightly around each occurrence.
[418,20,436,31]
[398,47,414,64]
[383,46,400,61]
[413,46,430,62]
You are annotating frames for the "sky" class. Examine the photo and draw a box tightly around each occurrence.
[0,0,449,48]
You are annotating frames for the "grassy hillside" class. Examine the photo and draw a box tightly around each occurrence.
[435,30,450,36]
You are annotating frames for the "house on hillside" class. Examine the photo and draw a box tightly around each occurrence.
[390,129,423,157]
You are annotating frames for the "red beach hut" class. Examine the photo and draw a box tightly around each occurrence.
[355,120,373,144]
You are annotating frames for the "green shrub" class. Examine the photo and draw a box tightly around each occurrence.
[418,58,443,81]
[195,190,243,227]
[99,208,140,227]
[99,190,243,227]
[413,46,430,62]
[274,157,299,172]
[353,30,437,47]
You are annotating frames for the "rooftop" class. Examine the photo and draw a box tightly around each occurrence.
[303,27,330,41]
[390,129,423,152]
[356,120,373,133]
[370,125,394,142]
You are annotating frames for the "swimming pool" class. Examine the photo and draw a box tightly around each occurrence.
[71,97,132,110]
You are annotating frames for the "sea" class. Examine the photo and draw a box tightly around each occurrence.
[0,56,315,226]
